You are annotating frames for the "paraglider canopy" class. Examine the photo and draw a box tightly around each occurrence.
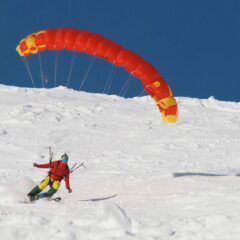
[16,28,178,123]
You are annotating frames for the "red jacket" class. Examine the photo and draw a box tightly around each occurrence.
[36,160,71,189]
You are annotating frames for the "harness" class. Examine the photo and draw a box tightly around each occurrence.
[49,161,69,181]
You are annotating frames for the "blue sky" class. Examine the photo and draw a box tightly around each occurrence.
[1,0,240,101]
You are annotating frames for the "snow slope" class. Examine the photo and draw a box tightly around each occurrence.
[0,84,240,240]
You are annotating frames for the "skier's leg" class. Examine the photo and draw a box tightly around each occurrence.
[46,179,60,198]
[27,185,41,198]
[27,176,50,197]
[38,176,51,191]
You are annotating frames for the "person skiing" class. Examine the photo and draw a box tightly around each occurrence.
[27,153,72,201]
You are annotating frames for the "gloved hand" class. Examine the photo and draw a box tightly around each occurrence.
[68,188,72,193]
[33,163,38,167]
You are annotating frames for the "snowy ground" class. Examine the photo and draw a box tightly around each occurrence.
[0,84,240,240]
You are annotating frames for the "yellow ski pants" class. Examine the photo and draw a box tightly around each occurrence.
[38,175,60,190]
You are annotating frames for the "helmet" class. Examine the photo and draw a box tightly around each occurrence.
[61,153,69,162]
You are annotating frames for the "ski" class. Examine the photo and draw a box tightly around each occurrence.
[49,197,61,202]
[21,195,61,203]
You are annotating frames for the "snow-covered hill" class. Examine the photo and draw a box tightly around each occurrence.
[1,84,240,240]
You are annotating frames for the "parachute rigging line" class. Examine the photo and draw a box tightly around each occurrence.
[103,64,114,94]
[38,53,45,87]
[138,88,147,97]
[119,75,132,97]
[66,52,77,87]
[43,53,49,88]
[79,56,95,91]
[21,57,36,88]
[54,51,60,87]
[122,81,131,97]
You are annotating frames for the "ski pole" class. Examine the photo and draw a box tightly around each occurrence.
[71,162,86,173]
[70,163,78,172]
[49,146,53,167]
[70,162,87,173]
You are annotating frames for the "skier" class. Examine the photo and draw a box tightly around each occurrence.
[27,153,72,201]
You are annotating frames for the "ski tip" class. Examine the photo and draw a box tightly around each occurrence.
[49,197,61,202]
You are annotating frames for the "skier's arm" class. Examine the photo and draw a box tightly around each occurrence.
[33,161,57,168]
[64,174,72,193]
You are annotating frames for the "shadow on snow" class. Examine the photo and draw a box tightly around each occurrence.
[78,194,117,202]
[173,172,228,178]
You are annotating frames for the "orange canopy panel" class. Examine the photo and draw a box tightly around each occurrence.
[16,28,178,123]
